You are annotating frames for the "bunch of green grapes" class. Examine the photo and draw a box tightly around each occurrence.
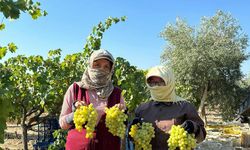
[73,103,98,138]
[105,106,128,139]
[167,125,197,150]
[129,122,155,150]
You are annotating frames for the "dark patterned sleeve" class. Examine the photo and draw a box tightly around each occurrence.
[185,102,206,143]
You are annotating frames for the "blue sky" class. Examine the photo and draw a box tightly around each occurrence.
[1,0,250,76]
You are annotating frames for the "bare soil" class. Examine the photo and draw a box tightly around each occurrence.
[0,123,37,150]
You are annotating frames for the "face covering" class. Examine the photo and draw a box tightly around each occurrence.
[146,65,185,102]
[88,68,111,86]
[147,85,175,102]
[79,49,115,99]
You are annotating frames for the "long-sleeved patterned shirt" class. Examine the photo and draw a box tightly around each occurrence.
[59,83,125,129]
[135,100,206,150]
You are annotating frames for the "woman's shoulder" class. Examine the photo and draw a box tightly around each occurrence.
[114,86,122,91]
[65,82,87,94]
[176,100,197,110]
[72,82,88,90]
[136,101,154,111]
[65,83,75,91]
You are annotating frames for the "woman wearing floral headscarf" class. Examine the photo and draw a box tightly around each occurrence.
[128,65,206,150]
[59,49,125,150]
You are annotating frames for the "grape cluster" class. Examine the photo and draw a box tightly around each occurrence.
[105,106,128,139]
[129,122,155,150]
[73,103,98,138]
[167,125,197,150]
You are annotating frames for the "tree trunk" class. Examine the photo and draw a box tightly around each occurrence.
[21,106,28,150]
[21,123,28,150]
[241,132,250,147]
[199,84,208,125]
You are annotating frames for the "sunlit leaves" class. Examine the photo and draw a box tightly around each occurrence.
[0,47,7,59]
[113,57,150,112]
[48,129,68,150]
[0,43,17,59]
[0,0,47,146]
[0,0,46,20]
[83,16,127,58]
[160,10,249,120]
[0,23,5,30]
[7,42,17,52]
[0,53,15,144]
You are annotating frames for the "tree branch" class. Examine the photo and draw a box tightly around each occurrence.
[26,106,39,117]
[27,115,49,129]
[26,108,44,128]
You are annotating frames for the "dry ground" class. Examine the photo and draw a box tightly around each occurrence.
[0,123,37,150]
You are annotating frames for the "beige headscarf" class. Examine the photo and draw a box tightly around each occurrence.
[78,49,115,99]
[146,65,185,102]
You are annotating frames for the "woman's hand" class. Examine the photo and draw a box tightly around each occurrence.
[74,101,86,109]
[67,101,85,124]
[114,103,126,110]
[181,120,195,134]
[72,101,86,112]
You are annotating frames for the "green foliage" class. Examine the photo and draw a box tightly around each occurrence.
[3,54,64,149]
[0,79,13,143]
[0,0,46,148]
[160,10,249,120]
[0,98,11,143]
[246,73,250,86]
[175,82,197,104]
[113,57,150,112]
[44,50,84,115]
[0,0,46,66]
[0,23,5,30]
[7,42,17,52]
[0,0,47,34]
[48,129,68,150]
[82,16,127,66]
[0,43,17,59]
[238,74,250,100]
[0,47,7,59]
[0,0,47,20]
[0,73,12,143]
[6,55,46,121]
[0,50,15,144]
